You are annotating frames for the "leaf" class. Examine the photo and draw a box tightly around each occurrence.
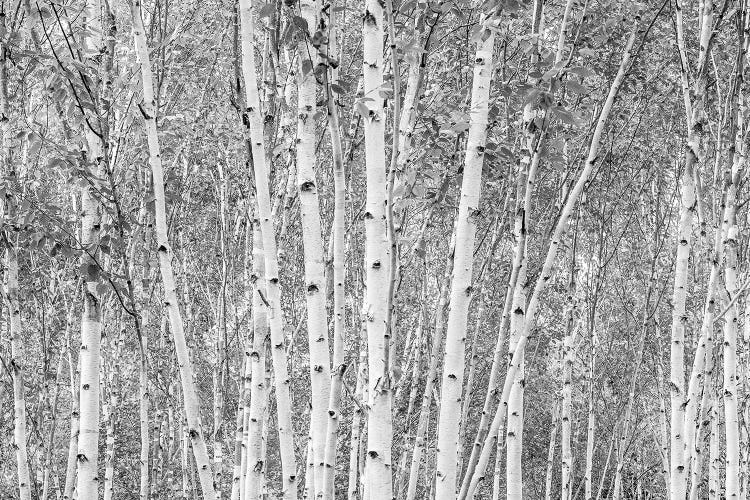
[569,66,595,78]
[551,106,583,127]
[566,80,589,95]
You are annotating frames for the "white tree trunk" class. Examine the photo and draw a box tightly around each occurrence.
[129,2,218,498]
[238,1,299,497]
[244,222,268,500]
[296,2,333,497]
[434,19,495,500]
[463,21,639,498]
[362,0,393,496]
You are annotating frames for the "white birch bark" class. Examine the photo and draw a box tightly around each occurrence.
[406,239,454,500]
[723,226,740,499]
[238,1,299,496]
[464,21,640,498]
[544,400,560,500]
[323,3,347,496]
[76,2,105,497]
[1,11,30,494]
[128,2,218,498]
[362,0,393,495]
[296,2,333,497]
[244,221,268,500]
[434,18,495,500]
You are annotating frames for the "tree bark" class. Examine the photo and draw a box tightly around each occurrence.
[238,0,299,497]
[362,0,393,496]
[129,2,218,498]
[433,16,495,500]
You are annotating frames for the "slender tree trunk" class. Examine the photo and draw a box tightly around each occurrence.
[76,3,106,497]
[1,20,29,492]
[723,226,740,499]
[348,317,367,500]
[708,388,719,500]
[6,244,32,500]
[323,2,347,496]
[560,233,578,500]
[244,222,268,500]
[464,20,640,498]
[545,400,561,500]
[238,1,299,496]
[406,243,454,500]
[434,16,495,500]
[362,0,393,495]
[671,2,713,496]
[63,333,81,500]
[295,2,333,496]
[584,339,597,500]
[129,2,218,498]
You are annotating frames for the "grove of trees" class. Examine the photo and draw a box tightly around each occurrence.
[1,0,749,498]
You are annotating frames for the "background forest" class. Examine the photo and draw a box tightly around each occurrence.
[0,0,748,499]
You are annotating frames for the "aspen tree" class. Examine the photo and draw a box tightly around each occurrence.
[655,332,671,493]
[507,3,543,493]
[721,81,744,499]
[583,335,597,500]
[433,13,495,499]
[296,0,333,496]
[128,2,218,498]
[670,1,714,495]
[234,216,254,500]
[560,243,577,500]
[244,222,268,500]
[76,1,106,496]
[213,162,230,497]
[544,400,560,500]
[361,0,393,494]
[406,236,454,500]
[102,357,117,500]
[723,225,740,499]
[322,1,347,496]
[348,314,367,500]
[139,213,151,500]
[459,4,573,495]
[6,235,31,500]
[1,10,30,498]
[464,19,641,498]
[238,0,299,496]
[63,329,81,500]
[708,389,719,499]
[594,431,616,500]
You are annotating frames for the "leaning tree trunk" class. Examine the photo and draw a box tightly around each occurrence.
[463,19,640,499]
[128,2,218,498]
